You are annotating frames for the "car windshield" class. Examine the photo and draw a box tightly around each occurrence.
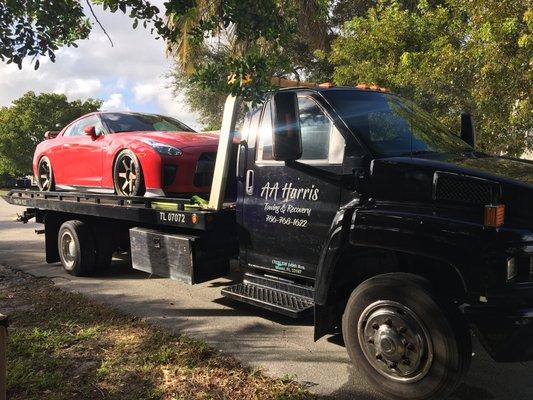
[321,89,472,157]
[101,113,194,133]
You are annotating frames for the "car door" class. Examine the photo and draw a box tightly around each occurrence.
[55,115,106,189]
[239,93,347,280]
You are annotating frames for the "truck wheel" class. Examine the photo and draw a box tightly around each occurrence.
[113,150,144,196]
[342,273,471,400]
[58,220,96,276]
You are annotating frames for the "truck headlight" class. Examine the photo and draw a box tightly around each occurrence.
[507,257,518,281]
[140,139,182,156]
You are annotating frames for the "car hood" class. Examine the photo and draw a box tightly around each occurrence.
[369,153,533,225]
[123,131,219,148]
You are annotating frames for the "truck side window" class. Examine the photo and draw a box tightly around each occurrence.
[298,96,344,164]
[256,97,345,165]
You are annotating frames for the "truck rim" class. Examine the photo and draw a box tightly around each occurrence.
[60,231,77,269]
[38,159,52,191]
[357,300,433,383]
[117,155,137,196]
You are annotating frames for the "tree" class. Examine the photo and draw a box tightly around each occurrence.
[1,1,332,104]
[331,0,532,156]
[0,92,102,176]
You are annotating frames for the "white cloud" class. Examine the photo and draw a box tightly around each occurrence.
[133,82,158,103]
[0,0,199,127]
[54,78,102,98]
[101,93,129,111]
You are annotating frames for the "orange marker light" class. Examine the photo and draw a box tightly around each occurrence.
[191,213,198,224]
[484,204,505,228]
[319,82,335,88]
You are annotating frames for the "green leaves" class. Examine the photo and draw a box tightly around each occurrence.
[331,0,532,157]
[0,0,91,69]
[0,92,102,176]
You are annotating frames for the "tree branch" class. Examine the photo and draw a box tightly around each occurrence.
[85,0,114,47]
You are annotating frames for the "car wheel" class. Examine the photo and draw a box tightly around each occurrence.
[37,156,55,191]
[58,220,96,276]
[113,150,144,196]
[342,273,471,400]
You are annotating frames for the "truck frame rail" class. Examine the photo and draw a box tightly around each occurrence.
[2,189,235,230]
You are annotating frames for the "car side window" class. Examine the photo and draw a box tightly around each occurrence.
[63,121,80,137]
[64,116,104,137]
[256,95,345,165]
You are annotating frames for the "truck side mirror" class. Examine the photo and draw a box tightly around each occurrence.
[460,112,476,148]
[272,92,302,161]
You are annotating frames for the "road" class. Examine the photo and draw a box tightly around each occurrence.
[0,200,532,399]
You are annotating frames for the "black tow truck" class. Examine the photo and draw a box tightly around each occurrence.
[4,84,533,400]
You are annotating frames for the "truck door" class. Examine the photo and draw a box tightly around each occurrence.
[239,93,346,280]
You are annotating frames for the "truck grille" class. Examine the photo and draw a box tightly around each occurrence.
[433,171,500,205]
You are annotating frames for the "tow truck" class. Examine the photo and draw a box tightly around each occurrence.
[4,79,533,400]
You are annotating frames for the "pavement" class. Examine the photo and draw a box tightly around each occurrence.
[0,200,532,400]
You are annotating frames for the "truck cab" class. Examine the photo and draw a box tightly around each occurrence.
[222,85,533,399]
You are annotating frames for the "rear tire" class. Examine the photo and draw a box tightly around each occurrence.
[37,157,55,191]
[113,150,144,196]
[342,273,471,400]
[58,220,96,276]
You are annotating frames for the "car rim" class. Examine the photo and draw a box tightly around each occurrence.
[39,160,52,191]
[117,155,137,195]
[60,231,76,269]
[357,300,433,383]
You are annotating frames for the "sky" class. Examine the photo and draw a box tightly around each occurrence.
[0,1,200,129]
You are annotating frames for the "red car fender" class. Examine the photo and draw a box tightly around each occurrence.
[102,142,164,190]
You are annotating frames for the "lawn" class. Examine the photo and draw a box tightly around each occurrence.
[0,265,313,400]
[0,189,9,196]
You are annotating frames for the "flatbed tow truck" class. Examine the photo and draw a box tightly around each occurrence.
[4,81,533,400]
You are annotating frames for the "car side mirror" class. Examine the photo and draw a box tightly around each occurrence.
[84,125,97,139]
[272,91,302,161]
[460,112,476,148]
[44,131,60,140]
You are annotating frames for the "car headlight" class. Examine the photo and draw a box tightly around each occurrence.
[140,139,182,156]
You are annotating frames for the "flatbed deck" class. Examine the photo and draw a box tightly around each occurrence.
[2,190,236,231]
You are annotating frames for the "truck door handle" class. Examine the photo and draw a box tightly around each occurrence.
[236,142,247,180]
[245,169,254,195]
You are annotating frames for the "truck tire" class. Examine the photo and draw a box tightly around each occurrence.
[57,220,96,276]
[342,273,471,400]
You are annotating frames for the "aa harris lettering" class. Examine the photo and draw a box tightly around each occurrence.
[260,182,319,201]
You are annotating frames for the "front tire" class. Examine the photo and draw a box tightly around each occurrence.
[37,156,55,191]
[342,273,471,400]
[113,150,144,196]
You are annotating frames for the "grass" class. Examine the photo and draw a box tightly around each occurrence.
[0,266,314,400]
[0,189,8,196]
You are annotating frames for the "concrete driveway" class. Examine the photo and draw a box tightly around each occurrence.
[1,200,532,400]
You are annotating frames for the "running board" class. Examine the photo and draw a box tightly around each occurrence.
[221,273,314,318]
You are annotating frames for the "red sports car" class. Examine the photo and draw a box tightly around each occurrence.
[33,112,219,197]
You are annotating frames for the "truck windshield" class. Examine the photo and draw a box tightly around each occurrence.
[322,89,472,157]
[101,112,194,133]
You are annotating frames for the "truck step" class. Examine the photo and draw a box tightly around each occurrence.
[221,273,314,318]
